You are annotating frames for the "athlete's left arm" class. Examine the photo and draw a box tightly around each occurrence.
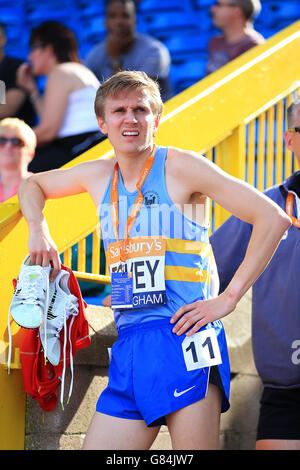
[169,149,291,336]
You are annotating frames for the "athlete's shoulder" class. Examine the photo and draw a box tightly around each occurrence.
[76,155,116,178]
[72,156,116,206]
[165,146,206,171]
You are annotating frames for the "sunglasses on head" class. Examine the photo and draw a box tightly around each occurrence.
[0,136,25,147]
[288,126,300,134]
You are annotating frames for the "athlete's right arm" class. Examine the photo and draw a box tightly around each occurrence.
[18,162,98,280]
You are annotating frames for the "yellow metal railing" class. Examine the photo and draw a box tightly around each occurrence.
[60,223,111,285]
[204,89,299,228]
[1,20,300,449]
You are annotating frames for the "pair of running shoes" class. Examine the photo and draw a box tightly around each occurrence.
[9,255,79,367]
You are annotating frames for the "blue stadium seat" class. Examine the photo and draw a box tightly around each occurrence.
[0,6,25,23]
[137,0,190,14]
[0,0,298,96]
[192,0,215,8]
[26,7,81,33]
[77,0,106,17]
[140,11,200,40]
[80,16,107,45]
[170,58,207,94]
[0,0,23,6]
[256,1,299,28]
[0,7,28,57]
[163,33,211,61]
[25,0,75,11]
[255,27,275,39]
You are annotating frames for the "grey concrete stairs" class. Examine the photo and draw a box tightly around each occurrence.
[25,289,262,450]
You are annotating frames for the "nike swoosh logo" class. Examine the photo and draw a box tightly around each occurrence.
[174,386,196,397]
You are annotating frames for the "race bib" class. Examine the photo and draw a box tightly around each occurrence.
[108,236,167,309]
[182,328,222,371]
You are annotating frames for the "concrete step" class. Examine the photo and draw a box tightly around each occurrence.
[25,291,261,450]
[25,364,172,450]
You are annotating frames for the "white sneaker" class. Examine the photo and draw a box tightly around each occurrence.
[10,255,51,329]
[39,270,79,366]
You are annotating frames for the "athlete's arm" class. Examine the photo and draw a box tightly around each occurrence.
[18,160,106,279]
[168,148,291,335]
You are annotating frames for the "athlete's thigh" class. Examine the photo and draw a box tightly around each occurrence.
[82,411,160,450]
[256,439,300,450]
[166,384,222,450]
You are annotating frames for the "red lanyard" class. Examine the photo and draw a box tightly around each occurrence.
[286,192,300,228]
[111,145,156,261]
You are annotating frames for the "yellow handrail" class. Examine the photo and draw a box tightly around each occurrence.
[0,20,300,449]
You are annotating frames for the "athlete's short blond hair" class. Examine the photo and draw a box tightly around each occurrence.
[94,70,163,119]
[0,117,36,153]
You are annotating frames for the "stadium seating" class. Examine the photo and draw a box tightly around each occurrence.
[1,0,299,96]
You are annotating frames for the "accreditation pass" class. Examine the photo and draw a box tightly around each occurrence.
[108,236,167,309]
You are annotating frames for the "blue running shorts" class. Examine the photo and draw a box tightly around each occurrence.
[96,318,230,426]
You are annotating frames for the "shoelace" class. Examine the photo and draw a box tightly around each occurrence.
[22,273,46,304]
[59,296,79,409]
[7,271,50,373]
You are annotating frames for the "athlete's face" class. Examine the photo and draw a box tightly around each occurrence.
[97,88,160,157]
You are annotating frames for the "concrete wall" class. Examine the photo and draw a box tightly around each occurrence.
[25,290,262,450]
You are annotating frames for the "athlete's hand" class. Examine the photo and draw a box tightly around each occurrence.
[170,292,237,336]
[28,222,61,281]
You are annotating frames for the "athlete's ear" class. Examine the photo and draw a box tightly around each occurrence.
[153,115,161,137]
[97,115,108,135]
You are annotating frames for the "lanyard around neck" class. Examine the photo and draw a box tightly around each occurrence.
[111,145,156,260]
[286,192,300,228]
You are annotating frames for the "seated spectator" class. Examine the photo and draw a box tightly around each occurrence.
[85,0,172,102]
[206,0,264,75]
[0,23,36,127]
[0,118,35,202]
[17,21,104,173]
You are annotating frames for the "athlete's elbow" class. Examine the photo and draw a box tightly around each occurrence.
[271,205,292,235]
[18,174,44,200]
[254,200,291,240]
[18,176,32,198]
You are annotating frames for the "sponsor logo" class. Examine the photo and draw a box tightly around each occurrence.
[143,190,160,207]
[173,385,196,397]
[47,288,58,319]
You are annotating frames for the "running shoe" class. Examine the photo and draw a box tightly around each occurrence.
[39,270,79,366]
[10,255,51,329]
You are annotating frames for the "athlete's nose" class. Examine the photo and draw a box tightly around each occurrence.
[124,109,138,123]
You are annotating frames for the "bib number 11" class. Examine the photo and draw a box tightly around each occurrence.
[182,328,222,371]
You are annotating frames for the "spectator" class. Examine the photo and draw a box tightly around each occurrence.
[206,0,264,75]
[210,98,300,450]
[0,118,35,202]
[85,0,172,102]
[17,21,104,173]
[0,23,36,127]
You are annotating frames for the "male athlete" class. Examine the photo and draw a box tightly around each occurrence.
[18,71,291,450]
